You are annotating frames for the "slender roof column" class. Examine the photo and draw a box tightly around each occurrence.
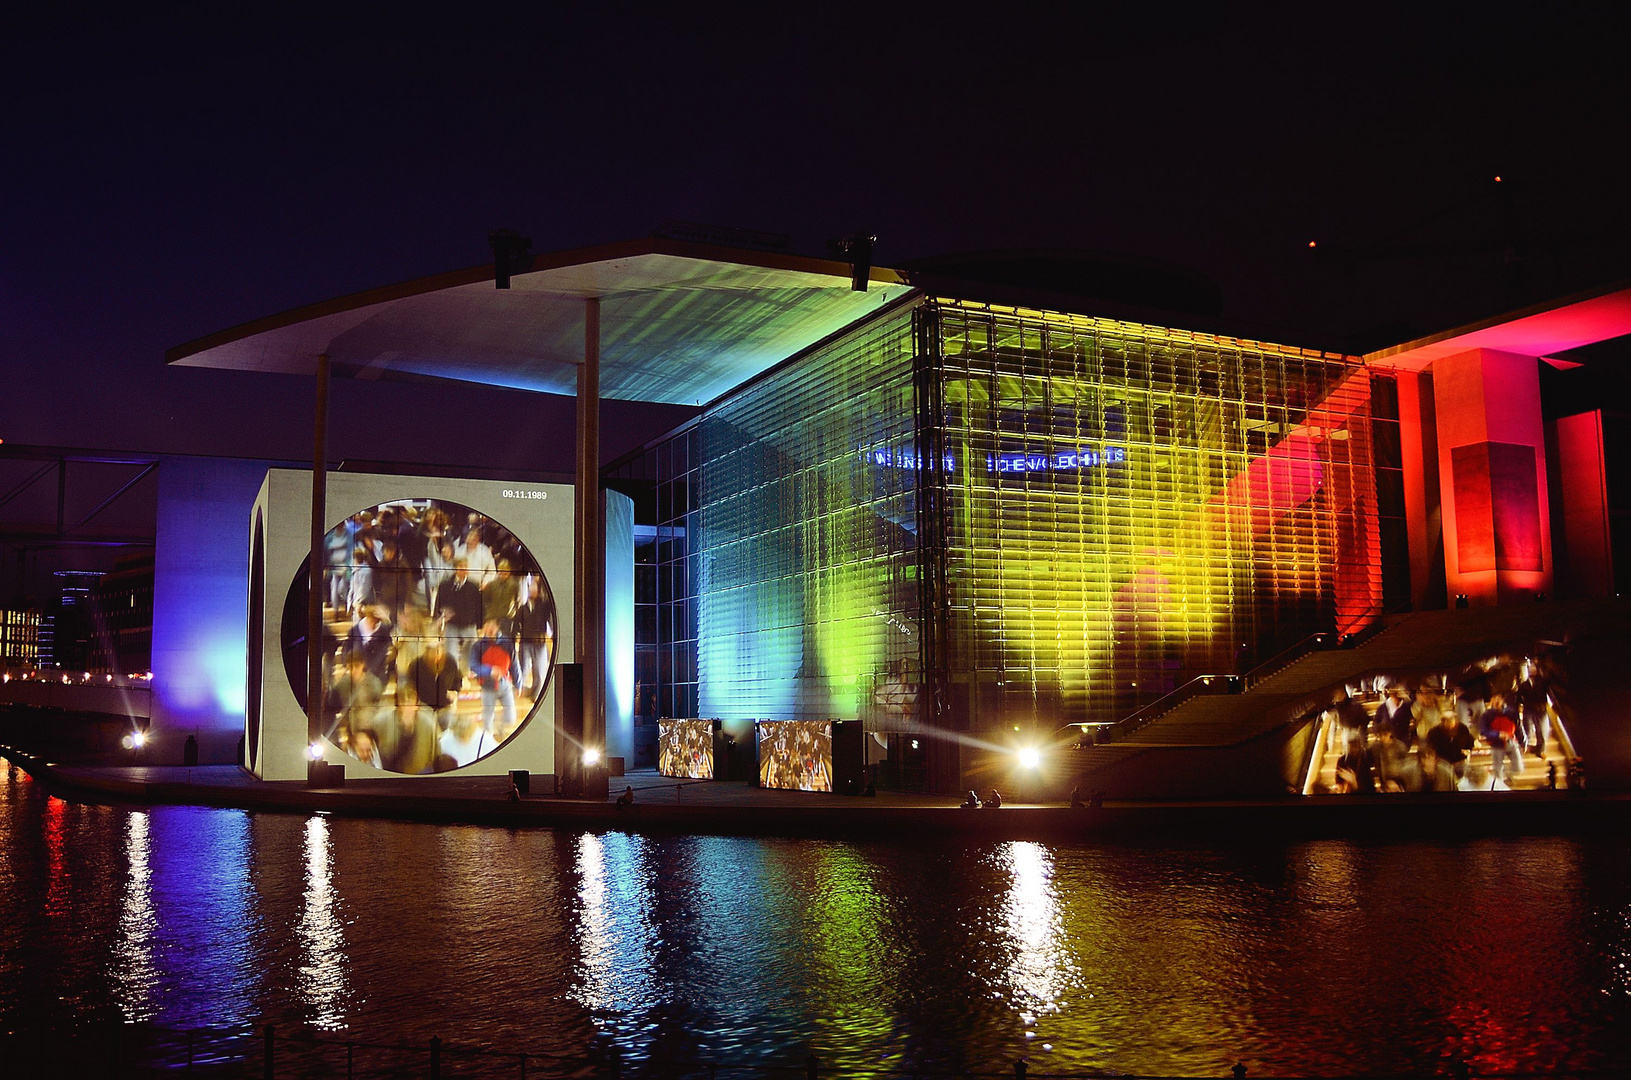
[306,352,330,758]
[576,299,604,779]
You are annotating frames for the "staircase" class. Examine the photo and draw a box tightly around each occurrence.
[1055,599,1621,793]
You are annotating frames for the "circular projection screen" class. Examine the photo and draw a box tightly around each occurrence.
[280,499,557,773]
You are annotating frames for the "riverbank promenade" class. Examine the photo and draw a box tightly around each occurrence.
[6,746,1630,841]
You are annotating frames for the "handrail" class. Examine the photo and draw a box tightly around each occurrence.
[1085,672,1236,745]
[1238,632,1333,690]
[1090,617,1392,746]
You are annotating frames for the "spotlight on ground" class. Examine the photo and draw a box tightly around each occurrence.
[583,748,602,767]
[1017,746,1042,770]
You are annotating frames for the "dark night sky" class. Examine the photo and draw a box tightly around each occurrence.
[4,4,1630,475]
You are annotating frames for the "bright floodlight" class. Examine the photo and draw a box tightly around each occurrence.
[1017,746,1042,770]
[131,731,147,749]
[583,748,602,767]
[308,741,325,761]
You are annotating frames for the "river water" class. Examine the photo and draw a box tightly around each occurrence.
[3,757,1629,1076]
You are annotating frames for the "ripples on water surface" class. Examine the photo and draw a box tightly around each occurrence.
[3,758,1630,1074]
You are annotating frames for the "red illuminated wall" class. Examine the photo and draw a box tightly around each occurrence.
[1552,410,1613,598]
[1432,349,1552,604]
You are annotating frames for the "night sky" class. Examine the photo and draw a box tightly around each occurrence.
[4,4,1630,474]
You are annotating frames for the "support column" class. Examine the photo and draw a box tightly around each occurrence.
[576,299,604,786]
[1395,370,1444,610]
[306,353,331,755]
[1431,348,1552,605]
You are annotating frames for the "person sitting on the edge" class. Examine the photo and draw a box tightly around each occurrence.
[960,790,981,809]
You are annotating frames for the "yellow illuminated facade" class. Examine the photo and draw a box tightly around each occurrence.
[607,296,1383,787]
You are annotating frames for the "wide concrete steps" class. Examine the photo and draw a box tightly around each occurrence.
[1055,599,1627,787]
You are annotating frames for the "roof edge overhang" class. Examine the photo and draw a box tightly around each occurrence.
[165,235,907,367]
[1364,277,1631,372]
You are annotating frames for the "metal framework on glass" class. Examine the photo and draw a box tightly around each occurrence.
[607,296,1383,786]
[926,300,1382,739]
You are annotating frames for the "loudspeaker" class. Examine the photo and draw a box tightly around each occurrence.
[833,719,865,794]
[555,663,583,796]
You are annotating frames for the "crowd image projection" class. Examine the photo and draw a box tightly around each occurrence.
[658,718,714,779]
[281,499,557,773]
[758,720,833,792]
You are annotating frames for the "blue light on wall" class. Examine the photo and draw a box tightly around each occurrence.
[151,456,277,762]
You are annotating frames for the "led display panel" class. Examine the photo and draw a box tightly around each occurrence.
[757,719,832,792]
[280,498,557,773]
[658,718,715,779]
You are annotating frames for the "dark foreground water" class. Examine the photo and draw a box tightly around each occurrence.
[3,758,1630,1076]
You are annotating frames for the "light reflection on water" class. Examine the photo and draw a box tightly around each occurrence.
[2,756,1630,1074]
[296,815,347,1029]
[112,812,156,1021]
[1000,841,1071,1037]
[573,831,658,1035]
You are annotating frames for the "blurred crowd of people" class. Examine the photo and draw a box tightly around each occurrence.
[1318,651,1571,794]
[658,718,714,779]
[757,720,833,792]
[315,500,556,773]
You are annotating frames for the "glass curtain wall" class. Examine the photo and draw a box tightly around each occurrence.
[692,305,924,723]
[928,299,1382,730]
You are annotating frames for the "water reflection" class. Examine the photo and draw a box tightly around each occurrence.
[999,842,1073,1043]
[112,811,157,1021]
[147,808,258,1028]
[4,771,1631,1076]
[573,832,658,1040]
[297,815,348,1029]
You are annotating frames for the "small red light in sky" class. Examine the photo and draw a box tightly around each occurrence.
[1308,240,1317,248]
[1494,175,1503,182]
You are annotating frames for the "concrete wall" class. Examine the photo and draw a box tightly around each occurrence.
[150,455,276,764]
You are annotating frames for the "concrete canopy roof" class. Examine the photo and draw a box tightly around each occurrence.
[167,237,914,406]
[1365,280,1631,372]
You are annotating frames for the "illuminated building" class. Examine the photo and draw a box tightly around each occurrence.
[0,609,41,666]
[607,294,1383,789]
[166,240,1631,792]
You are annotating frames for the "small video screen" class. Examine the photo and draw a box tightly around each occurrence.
[658,718,715,779]
[757,720,832,792]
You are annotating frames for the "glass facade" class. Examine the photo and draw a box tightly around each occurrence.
[608,295,1383,774]
[926,300,1380,731]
